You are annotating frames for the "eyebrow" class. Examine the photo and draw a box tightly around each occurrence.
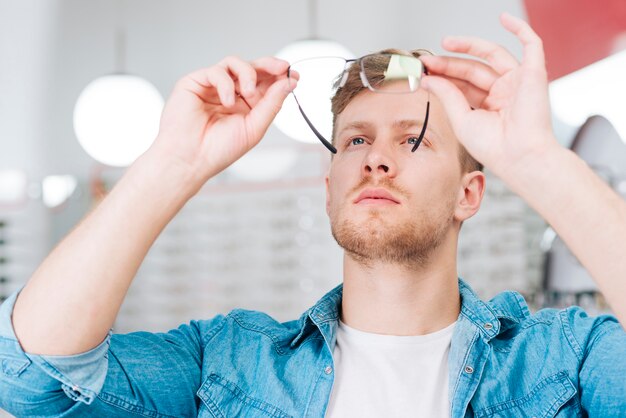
[337,119,439,139]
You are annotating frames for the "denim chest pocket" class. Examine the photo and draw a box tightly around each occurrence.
[197,373,293,418]
[474,372,579,418]
[0,339,31,377]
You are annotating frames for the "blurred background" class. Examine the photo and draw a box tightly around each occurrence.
[1,0,625,361]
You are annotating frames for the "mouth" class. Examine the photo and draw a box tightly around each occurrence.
[353,188,401,205]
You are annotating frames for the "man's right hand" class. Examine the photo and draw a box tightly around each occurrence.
[10,56,296,356]
[149,56,296,192]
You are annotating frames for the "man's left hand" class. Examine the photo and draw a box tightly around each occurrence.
[419,13,558,179]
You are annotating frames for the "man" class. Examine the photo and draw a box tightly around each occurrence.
[1,12,625,417]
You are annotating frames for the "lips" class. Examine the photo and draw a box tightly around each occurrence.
[354,188,401,204]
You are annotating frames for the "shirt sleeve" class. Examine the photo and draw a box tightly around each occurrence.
[0,286,226,417]
[567,307,626,416]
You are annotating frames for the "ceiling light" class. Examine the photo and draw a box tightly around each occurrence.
[73,74,163,167]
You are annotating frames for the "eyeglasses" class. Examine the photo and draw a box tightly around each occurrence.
[286,52,431,154]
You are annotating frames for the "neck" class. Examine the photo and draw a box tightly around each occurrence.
[340,239,461,336]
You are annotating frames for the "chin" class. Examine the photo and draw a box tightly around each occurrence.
[330,206,453,267]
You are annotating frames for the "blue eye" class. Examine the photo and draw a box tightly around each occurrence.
[350,137,365,146]
[407,136,420,145]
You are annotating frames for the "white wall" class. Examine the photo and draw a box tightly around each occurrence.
[0,1,57,307]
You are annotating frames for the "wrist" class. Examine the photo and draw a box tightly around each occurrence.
[496,140,578,211]
[127,145,203,204]
[492,135,565,188]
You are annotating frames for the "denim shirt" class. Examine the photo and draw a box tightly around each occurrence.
[1,278,625,418]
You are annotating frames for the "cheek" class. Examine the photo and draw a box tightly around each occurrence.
[327,183,343,214]
[328,164,353,193]
[327,180,357,221]
[439,177,463,211]
[411,167,460,207]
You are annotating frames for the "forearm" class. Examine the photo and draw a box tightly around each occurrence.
[12,147,197,355]
[9,55,291,356]
[500,140,626,327]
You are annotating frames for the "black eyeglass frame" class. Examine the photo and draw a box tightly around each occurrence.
[287,52,431,154]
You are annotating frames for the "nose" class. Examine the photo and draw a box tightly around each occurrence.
[362,143,397,178]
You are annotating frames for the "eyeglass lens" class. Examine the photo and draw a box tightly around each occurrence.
[284,54,428,154]
[360,54,423,93]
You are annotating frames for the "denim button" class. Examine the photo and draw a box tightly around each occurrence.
[464,365,474,374]
[484,323,493,330]
[324,366,333,375]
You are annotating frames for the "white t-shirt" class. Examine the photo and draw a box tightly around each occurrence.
[325,320,456,418]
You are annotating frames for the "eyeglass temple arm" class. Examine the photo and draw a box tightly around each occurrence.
[291,92,337,154]
[411,65,430,153]
[411,101,430,153]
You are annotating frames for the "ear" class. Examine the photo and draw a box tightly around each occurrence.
[454,171,485,222]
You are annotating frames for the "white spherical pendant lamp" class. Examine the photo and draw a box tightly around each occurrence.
[73,74,163,167]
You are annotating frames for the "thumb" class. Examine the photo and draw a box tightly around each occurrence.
[420,75,472,130]
[245,77,294,133]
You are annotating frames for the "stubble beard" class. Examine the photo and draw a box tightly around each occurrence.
[330,201,454,269]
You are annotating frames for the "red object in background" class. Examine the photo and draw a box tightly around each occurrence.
[523,0,626,80]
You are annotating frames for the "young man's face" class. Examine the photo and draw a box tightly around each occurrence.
[325,87,483,267]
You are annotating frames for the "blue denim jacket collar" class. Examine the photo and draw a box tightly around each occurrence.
[291,278,530,346]
[289,277,534,417]
[289,283,342,352]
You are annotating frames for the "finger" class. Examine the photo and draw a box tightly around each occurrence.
[434,75,489,109]
[420,55,500,91]
[218,56,258,98]
[246,65,301,109]
[185,66,237,107]
[226,57,293,108]
[441,35,519,75]
[245,76,295,137]
[500,12,546,70]
[251,56,291,76]
[420,75,472,130]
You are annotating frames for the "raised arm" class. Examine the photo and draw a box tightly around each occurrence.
[10,56,296,356]
[419,13,626,329]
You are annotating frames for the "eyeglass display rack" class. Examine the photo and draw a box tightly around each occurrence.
[113,182,345,334]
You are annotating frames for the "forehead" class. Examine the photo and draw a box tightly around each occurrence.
[335,88,452,143]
